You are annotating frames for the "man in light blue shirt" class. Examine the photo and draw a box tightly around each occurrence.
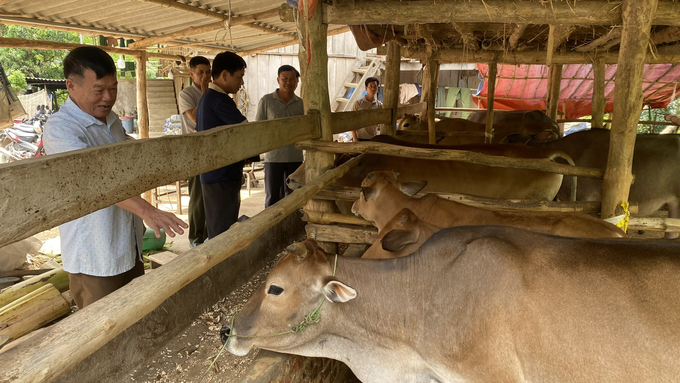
[44,46,187,308]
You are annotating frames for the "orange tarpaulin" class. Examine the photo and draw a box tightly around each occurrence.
[473,63,680,119]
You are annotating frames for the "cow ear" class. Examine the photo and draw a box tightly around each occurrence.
[400,181,427,196]
[381,229,419,252]
[323,278,357,303]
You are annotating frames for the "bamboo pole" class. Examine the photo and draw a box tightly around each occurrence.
[601,0,658,219]
[381,41,401,137]
[547,63,563,121]
[299,0,337,254]
[421,57,439,144]
[134,0,227,20]
[0,155,363,383]
[135,51,152,202]
[592,57,606,129]
[295,140,605,179]
[485,61,497,143]
[0,268,68,308]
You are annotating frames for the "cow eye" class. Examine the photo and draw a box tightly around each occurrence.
[267,285,284,295]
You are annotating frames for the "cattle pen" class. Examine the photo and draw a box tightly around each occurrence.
[1,0,679,382]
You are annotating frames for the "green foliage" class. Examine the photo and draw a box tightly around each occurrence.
[638,98,680,134]
[7,70,27,95]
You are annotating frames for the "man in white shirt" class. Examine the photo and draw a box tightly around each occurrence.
[44,46,187,308]
[178,56,211,247]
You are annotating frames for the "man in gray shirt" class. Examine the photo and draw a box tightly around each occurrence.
[255,65,304,208]
[178,56,211,247]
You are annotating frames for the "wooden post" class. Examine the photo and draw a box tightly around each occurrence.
[592,57,606,128]
[135,51,152,202]
[299,0,337,253]
[381,40,400,137]
[547,63,563,121]
[421,56,439,144]
[485,61,497,143]
[601,0,658,218]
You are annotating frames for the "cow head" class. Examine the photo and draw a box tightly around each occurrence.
[286,161,306,189]
[224,239,357,356]
[397,114,424,131]
[351,171,427,226]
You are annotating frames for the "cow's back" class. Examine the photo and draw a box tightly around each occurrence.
[545,129,680,216]
[412,225,680,382]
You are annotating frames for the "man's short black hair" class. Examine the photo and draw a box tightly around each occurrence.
[212,51,246,80]
[365,77,379,87]
[189,56,211,70]
[64,46,116,80]
[278,65,300,78]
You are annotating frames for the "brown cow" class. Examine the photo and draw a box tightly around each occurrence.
[224,229,680,382]
[362,208,440,259]
[399,113,559,144]
[352,171,624,238]
[287,135,575,203]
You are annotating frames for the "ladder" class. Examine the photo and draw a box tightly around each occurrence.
[331,57,385,112]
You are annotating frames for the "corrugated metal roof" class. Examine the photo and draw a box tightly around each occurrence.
[0,1,345,55]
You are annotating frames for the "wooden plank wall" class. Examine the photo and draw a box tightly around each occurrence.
[242,31,371,121]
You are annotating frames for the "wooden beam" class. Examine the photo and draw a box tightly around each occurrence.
[575,27,622,52]
[485,62,497,143]
[0,154,361,383]
[0,116,319,249]
[236,27,350,57]
[402,47,680,65]
[315,185,639,215]
[508,24,527,50]
[650,26,680,45]
[295,140,605,179]
[381,41,401,137]
[309,1,680,26]
[306,223,377,244]
[0,37,183,61]
[547,64,563,121]
[128,7,281,49]
[134,0,227,20]
[331,109,391,134]
[421,57,439,144]
[592,57,606,128]
[452,22,479,50]
[547,25,575,65]
[136,51,149,140]
[300,1,337,254]
[301,209,372,226]
[601,0,658,218]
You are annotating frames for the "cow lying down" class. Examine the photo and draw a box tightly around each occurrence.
[353,171,624,239]
[224,230,680,383]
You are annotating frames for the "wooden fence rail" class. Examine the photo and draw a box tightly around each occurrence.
[0,115,318,249]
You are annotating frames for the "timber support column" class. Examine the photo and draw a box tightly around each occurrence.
[421,56,439,144]
[601,0,658,218]
[381,40,400,137]
[485,61,497,143]
[547,63,563,123]
[592,57,606,129]
[135,51,152,202]
[298,1,337,253]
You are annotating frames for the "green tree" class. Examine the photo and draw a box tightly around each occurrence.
[7,69,27,94]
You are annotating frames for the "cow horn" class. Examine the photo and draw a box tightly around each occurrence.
[286,242,308,260]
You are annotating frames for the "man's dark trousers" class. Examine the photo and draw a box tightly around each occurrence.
[265,162,302,208]
[187,175,207,246]
[201,178,242,239]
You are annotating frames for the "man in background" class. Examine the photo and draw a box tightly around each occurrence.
[178,56,211,248]
[255,65,304,208]
[350,77,382,142]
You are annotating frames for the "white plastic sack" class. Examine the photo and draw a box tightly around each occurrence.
[0,237,42,272]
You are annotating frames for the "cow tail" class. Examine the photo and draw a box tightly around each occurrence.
[549,151,578,202]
